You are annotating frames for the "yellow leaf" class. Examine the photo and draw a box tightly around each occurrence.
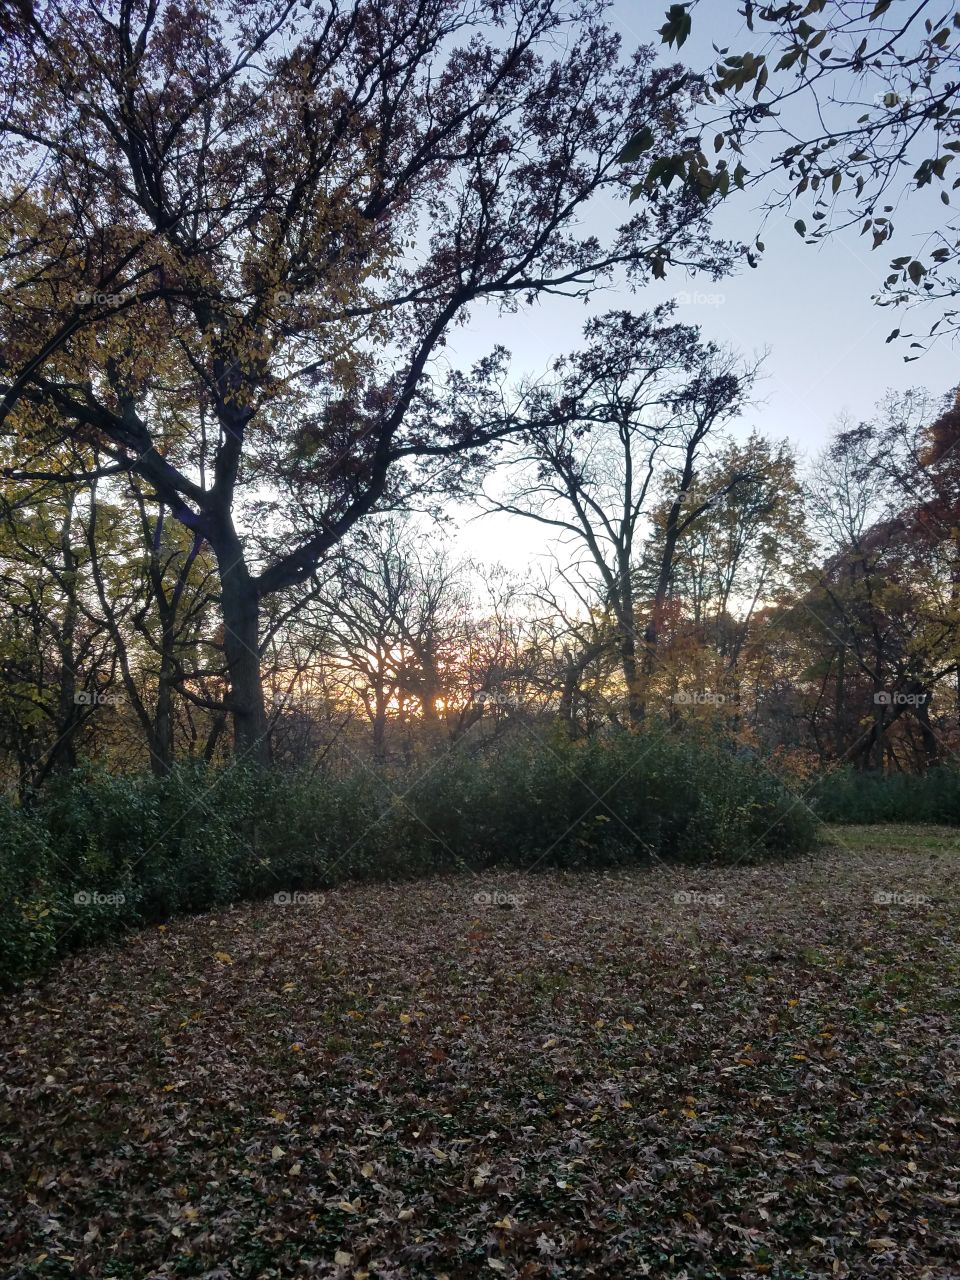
[542,1037,558,1050]
[399,1013,412,1024]
[289,1162,302,1176]
[787,998,799,1007]
[337,1200,357,1213]
[271,1145,285,1160]
[334,1250,353,1265]
[183,1206,199,1220]
[290,1043,303,1053]
[213,951,233,965]
[360,1162,375,1177]
[270,1109,286,1121]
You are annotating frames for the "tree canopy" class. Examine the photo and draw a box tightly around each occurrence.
[0,0,732,757]
[624,1,960,351]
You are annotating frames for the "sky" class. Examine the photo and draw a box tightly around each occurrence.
[441,0,959,574]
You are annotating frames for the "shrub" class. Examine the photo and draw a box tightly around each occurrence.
[0,732,816,985]
[810,767,960,825]
[0,796,59,983]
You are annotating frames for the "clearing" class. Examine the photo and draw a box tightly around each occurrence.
[1,828,957,1278]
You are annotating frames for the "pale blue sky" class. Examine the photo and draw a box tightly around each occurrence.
[443,0,958,571]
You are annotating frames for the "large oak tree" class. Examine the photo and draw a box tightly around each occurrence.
[0,0,733,759]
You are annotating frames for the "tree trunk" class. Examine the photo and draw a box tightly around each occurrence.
[215,537,269,766]
[621,630,643,727]
[51,504,79,775]
[915,691,939,767]
[559,656,579,737]
[150,661,174,777]
[618,571,643,727]
[372,688,388,761]
[642,484,687,702]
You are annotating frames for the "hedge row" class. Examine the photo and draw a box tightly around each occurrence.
[1,731,817,984]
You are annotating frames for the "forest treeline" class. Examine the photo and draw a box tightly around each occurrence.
[3,377,958,797]
[0,0,958,800]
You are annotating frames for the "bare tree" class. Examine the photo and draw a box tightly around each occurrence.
[484,308,754,724]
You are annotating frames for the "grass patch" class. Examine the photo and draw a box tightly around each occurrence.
[825,823,960,853]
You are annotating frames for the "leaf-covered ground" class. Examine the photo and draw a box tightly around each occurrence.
[1,829,958,1279]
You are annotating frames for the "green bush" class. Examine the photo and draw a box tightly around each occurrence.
[810,767,960,824]
[0,796,59,983]
[0,732,816,985]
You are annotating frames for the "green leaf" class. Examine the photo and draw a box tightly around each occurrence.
[794,219,807,236]
[659,4,692,49]
[618,126,655,164]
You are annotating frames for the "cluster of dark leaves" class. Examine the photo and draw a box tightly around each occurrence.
[1,833,957,1278]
